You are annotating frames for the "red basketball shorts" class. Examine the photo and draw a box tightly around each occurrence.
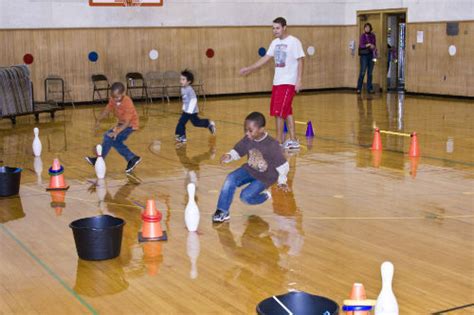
[270,84,296,119]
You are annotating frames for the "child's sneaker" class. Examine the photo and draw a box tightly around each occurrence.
[208,121,216,135]
[212,209,230,223]
[85,156,97,166]
[286,139,301,150]
[125,156,141,173]
[281,139,291,149]
[264,190,272,200]
[176,136,187,143]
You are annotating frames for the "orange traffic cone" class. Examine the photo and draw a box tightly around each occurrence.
[138,199,167,242]
[347,283,369,315]
[50,190,66,216]
[143,242,164,276]
[409,132,420,157]
[350,283,367,300]
[46,158,69,191]
[371,128,382,151]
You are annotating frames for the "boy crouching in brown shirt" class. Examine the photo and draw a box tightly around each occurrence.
[212,112,289,223]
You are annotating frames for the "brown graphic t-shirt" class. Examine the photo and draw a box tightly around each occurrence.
[234,134,287,188]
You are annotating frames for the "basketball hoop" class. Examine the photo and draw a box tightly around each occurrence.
[124,0,142,6]
[89,0,163,7]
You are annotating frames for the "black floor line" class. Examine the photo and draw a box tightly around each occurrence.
[431,303,474,314]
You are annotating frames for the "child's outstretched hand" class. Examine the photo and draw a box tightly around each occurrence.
[239,67,251,76]
[220,154,232,164]
[277,183,291,192]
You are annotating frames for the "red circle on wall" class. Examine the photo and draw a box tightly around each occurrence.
[206,48,215,58]
[23,53,34,65]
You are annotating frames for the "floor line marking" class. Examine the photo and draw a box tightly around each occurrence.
[431,303,474,314]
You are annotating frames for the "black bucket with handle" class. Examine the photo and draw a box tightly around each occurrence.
[69,215,125,261]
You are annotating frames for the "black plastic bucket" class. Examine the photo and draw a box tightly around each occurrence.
[69,215,125,261]
[0,166,22,197]
[256,291,339,315]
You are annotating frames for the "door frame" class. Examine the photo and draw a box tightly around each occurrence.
[357,8,407,92]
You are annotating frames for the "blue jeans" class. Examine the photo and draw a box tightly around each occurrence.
[101,127,136,162]
[175,112,210,137]
[217,167,269,213]
[357,54,374,91]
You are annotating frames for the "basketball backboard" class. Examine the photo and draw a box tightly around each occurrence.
[89,0,163,6]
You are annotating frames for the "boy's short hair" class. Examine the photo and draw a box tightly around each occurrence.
[245,112,266,128]
[181,69,194,84]
[111,82,125,94]
[273,17,287,27]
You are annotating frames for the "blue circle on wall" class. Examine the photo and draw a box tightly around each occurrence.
[258,47,266,57]
[88,51,99,62]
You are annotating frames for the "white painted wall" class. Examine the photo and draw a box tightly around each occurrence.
[0,0,346,29]
[1,0,472,29]
[345,0,474,24]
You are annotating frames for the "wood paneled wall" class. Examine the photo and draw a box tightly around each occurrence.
[0,26,357,102]
[0,21,472,102]
[405,21,474,97]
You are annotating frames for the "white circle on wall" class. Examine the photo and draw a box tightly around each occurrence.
[149,49,159,60]
[307,46,315,56]
[448,45,456,56]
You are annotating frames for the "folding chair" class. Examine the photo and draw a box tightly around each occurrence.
[125,72,149,102]
[163,71,181,103]
[91,74,111,103]
[145,71,166,103]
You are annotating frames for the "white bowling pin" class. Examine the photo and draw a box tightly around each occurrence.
[184,183,200,232]
[375,261,399,315]
[33,156,43,185]
[32,127,42,157]
[186,231,200,279]
[95,144,106,179]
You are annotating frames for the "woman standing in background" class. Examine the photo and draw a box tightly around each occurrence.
[357,23,377,94]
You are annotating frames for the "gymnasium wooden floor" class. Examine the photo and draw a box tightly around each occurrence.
[0,91,473,314]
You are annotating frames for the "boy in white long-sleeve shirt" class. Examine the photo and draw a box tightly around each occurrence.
[212,112,290,223]
[175,69,215,143]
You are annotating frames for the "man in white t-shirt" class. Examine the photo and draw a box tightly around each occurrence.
[240,17,305,150]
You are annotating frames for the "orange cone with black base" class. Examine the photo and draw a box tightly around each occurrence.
[46,158,69,191]
[138,199,167,242]
[409,132,420,157]
[372,128,382,151]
